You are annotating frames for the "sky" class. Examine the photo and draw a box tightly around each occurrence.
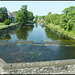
[0,1,75,16]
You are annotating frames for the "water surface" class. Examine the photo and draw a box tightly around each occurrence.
[0,23,75,63]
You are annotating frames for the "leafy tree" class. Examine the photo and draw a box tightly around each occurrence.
[62,6,75,14]
[4,19,11,25]
[0,7,8,22]
[15,5,28,25]
[45,6,75,32]
[28,11,34,21]
[34,15,38,22]
[45,15,51,25]
[45,13,60,25]
[61,6,75,31]
[67,19,75,31]
[48,12,52,15]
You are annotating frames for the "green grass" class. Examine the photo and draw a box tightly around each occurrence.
[47,23,75,39]
[0,23,6,26]
[0,22,18,29]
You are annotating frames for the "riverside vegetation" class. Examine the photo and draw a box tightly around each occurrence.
[45,6,75,39]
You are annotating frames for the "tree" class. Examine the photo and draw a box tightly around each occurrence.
[61,6,75,31]
[48,12,52,15]
[0,7,8,22]
[28,11,34,21]
[45,13,60,25]
[45,15,51,25]
[67,19,75,31]
[4,19,11,25]
[15,5,28,25]
[34,15,38,22]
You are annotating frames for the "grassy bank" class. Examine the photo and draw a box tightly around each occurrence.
[46,23,75,39]
[0,23,18,29]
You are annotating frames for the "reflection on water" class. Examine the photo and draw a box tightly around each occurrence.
[45,26,72,41]
[45,26,75,45]
[0,34,11,40]
[16,25,34,40]
[0,23,75,45]
[0,23,74,43]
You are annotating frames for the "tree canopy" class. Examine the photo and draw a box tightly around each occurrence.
[15,5,34,25]
[45,6,75,32]
[28,11,34,21]
[15,5,28,25]
[0,7,8,22]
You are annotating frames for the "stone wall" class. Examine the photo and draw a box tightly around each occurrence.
[0,58,75,74]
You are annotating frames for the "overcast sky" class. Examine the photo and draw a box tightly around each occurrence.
[0,1,75,16]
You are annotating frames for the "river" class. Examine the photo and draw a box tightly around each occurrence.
[0,23,75,63]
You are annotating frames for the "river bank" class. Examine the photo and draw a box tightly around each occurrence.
[0,23,19,38]
[0,23,18,29]
[46,23,75,40]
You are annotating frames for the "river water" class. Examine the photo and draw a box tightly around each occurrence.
[0,23,75,63]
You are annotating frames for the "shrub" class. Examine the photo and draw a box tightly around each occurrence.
[4,19,11,25]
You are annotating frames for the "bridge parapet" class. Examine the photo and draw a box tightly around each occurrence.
[0,58,75,74]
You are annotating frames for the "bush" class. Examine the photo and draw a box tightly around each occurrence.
[4,19,11,25]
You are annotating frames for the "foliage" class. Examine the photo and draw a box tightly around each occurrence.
[15,5,28,25]
[45,6,75,33]
[15,5,34,25]
[45,15,51,25]
[34,15,38,22]
[4,19,11,25]
[48,12,52,15]
[45,13,60,25]
[0,7,8,22]
[38,16,45,20]
[61,6,75,31]
[28,11,34,21]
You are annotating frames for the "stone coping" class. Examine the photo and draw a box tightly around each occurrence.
[0,58,75,69]
[0,58,75,74]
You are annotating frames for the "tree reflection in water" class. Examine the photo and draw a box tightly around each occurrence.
[45,26,75,46]
[16,24,34,40]
[0,34,11,40]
